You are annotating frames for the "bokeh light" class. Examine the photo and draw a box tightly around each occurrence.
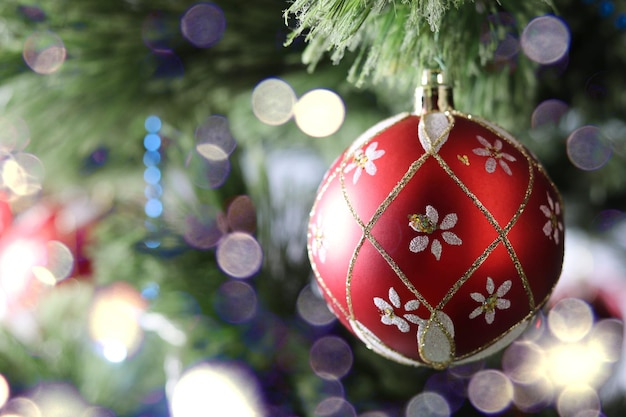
[0,374,9,409]
[480,13,519,66]
[196,143,229,161]
[0,152,44,199]
[145,115,162,133]
[84,147,109,171]
[144,133,161,151]
[214,280,258,323]
[143,150,161,167]
[494,33,520,62]
[531,99,569,129]
[31,240,74,285]
[226,195,256,234]
[447,360,486,379]
[194,115,236,162]
[556,384,601,417]
[185,150,231,189]
[547,343,604,388]
[88,282,147,363]
[1,397,41,417]
[521,16,570,65]
[23,30,66,74]
[405,392,450,417]
[502,340,546,384]
[0,117,30,152]
[588,318,623,362]
[500,296,623,416]
[468,369,514,414]
[216,232,263,279]
[251,78,297,126]
[170,363,263,417]
[141,281,160,300]
[142,117,164,223]
[567,125,612,170]
[180,3,226,48]
[548,298,594,343]
[12,152,44,193]
[522,310,548,342]
[296,283,336,326]
[186,116,237,189]
[144,166,161,184]
[309,336,353,380]
[314,397,356,417]
[29,382,88,417]
[183,211,224,249]
[142,116,163,221]
[145,183,163,200]
[423,371,467,414]
[317,379,345,400]
[512,376,554,413]
[0,238,40,309]
[293,89,345,137]
[145,198,163,218]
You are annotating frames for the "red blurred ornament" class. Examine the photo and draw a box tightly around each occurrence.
[0,198,11,236]
[0,200,96,320]
[307,71,564,369]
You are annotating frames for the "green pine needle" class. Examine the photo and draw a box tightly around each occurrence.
[285,0,556,129]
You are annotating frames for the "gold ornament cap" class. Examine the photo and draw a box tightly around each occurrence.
[415,69,454,113]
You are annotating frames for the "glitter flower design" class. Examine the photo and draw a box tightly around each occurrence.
[469,277,512,324]
[373,287,422,333]
[539,192,563,245]
[472,135,516,175]
[344,142,385,184]
[408,205,462,261]
[310,216,326,263]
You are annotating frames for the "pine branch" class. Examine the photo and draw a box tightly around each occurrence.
[285,0,557,130]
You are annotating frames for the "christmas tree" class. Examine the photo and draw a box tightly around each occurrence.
[0,0,625,416]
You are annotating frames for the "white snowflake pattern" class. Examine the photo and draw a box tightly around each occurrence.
[472,135,517,175]
[310,216,326,263]
[408,205,462,261]
[344,142,385,184]
[469,277,512,324]
[539,192,563,245]
[373,287,422,333]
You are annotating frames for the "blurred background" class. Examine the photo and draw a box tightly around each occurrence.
[0,0,625,416]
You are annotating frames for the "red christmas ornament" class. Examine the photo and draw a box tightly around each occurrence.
[0,201,95,320]
[307,71,564,369]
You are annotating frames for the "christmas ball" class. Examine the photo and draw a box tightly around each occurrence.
[307,72,564,369]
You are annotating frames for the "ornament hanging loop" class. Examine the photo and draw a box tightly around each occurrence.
[415,69,454,114]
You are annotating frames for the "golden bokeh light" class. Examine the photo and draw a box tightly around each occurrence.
[293,89,345,137]
[88,282,147,362]
[251,78,297,126]
[170,363,263,417]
